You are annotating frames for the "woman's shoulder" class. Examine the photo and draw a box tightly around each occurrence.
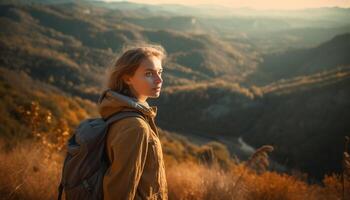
[114,116,148,127]
[106,116,151,152]
[108,115,150,136]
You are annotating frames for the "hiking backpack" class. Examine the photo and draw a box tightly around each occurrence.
[57,111,145,200]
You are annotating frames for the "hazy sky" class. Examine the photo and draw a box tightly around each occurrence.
[101,0,350,10]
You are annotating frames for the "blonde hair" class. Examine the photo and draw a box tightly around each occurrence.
[106,43,166,97]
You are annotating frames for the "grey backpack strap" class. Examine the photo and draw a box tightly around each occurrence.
[106,111,146,126]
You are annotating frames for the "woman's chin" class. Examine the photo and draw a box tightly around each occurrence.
[149,92,161,98]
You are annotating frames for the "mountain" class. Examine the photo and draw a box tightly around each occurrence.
[246,33,350,85]
[153,35,350,180]
[244,69,350,180]
[0,2,257,99]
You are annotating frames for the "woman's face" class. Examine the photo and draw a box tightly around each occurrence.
[123,56,163,102]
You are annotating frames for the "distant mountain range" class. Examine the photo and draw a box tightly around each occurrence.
[246,33,350,85]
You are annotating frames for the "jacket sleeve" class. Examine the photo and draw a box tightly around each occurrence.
[103,117,150,200]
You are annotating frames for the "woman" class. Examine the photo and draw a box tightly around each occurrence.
[97,44,168,200]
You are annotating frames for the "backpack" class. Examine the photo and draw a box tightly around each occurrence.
[57,111,145,200]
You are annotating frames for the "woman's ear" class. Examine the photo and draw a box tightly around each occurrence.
[122,74,131,85]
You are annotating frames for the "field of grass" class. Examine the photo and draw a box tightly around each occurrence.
[0,137,348,200]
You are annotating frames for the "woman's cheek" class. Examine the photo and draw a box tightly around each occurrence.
[144,76,154,86]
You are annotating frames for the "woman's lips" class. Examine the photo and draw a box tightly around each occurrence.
[153,87,161,91]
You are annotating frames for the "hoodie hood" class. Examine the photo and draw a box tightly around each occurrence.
[97,89,157,120]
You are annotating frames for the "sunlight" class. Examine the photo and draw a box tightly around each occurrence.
[100,0,350,10]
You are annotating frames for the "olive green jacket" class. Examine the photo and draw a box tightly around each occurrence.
[98,90,168,200]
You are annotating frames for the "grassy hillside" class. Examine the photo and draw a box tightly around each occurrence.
[0,67,97,142]
[1,137,348,200]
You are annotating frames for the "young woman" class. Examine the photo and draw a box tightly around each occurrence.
[97,44,168,200]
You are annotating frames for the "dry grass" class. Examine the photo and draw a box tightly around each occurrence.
[0,140,63,200]
[0,139,349,200]
[167,161,243,200]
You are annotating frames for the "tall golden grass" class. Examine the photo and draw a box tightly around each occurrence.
[0,140,63,200]
[1,138,349,200]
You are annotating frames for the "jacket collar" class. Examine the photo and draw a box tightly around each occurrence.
[97,89,157,120]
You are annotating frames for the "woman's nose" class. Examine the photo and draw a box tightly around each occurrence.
[154,74,162,84]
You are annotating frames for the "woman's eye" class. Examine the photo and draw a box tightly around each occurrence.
[145,71,162,77]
